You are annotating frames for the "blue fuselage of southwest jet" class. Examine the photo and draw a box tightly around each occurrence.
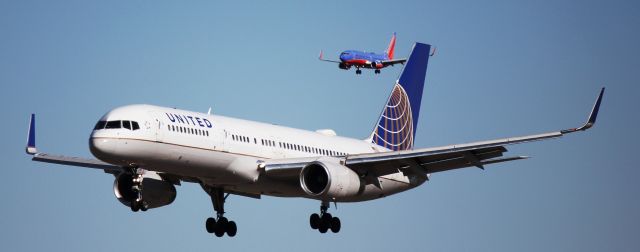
[339,50,389,69]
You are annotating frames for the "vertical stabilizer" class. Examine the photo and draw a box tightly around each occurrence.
[385,33,397,60]
[371,43,431,151]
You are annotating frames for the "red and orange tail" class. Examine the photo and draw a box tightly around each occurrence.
[385,32,397,60]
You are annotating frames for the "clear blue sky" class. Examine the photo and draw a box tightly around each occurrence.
[1,1,638,251]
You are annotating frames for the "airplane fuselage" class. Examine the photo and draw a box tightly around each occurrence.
[89,104,426,202]
[339,50,390,69]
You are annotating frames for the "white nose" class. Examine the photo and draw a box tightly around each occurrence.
[89,137,118,161]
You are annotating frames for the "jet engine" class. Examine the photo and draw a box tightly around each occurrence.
[113,171,177,209]
[299,159,362,200]
[338,63,350,70]
[371,61,383,69]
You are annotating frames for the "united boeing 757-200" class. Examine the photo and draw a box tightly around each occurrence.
[25,43,604,237]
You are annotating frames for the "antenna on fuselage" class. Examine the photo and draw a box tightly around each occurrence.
[207,107,212,115]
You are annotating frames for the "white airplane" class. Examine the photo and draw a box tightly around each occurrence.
[25,43,604,238]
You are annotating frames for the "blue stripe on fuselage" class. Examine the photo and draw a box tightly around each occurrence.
[339,50,389,63]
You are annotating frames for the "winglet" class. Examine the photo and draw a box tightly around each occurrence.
[562,87,605,133]
[26,113,37,155]
[319,50,324,60]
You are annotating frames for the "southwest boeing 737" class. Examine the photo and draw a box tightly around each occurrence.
[319,33,412,74]
[25,43,604,238]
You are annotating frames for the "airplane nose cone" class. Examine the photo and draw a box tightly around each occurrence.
[89,137,117,161]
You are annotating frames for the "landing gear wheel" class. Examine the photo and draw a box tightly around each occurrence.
[214,222,225,237]
[319,223,329,233]
[205,187,238,238]
[311,202,341,234]
[226,221,237,237]
[206,217,216,233]
[310,213,320,229]
[130,200,140,212]
[356,69,362,75]
[330,217,341,233]
[375,69,381,74]
[321,213,332,224]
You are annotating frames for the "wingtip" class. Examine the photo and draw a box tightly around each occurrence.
[563,87,605,133]
[26,113,37,155]
[582,86,605,130]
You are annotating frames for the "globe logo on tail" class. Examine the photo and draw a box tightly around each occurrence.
[372,83,414,151]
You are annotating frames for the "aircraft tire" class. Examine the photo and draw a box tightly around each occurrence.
[330,217,341,233]
[214,217,228,237]
[310,213,320,229]
[319,224,328,234]
[206,217,216,233]
[130,201,140,212]
[226,221,237,237]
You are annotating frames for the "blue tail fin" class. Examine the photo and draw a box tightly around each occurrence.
[370,43,431,151]
[26,113,37,154]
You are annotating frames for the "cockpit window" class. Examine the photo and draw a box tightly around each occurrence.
[95,120,140,131]
[94,121,106,130]
[123,120,131,130]
[105,120,121,129]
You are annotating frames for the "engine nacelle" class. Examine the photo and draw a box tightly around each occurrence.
[338,62,350,70]
[372,61,383,69]
[299,159,362,200]
[113,171,177,209]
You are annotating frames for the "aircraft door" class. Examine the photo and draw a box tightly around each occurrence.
[155,118,164,142]
[215,129,228,152]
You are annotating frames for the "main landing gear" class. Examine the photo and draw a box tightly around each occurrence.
[374,69,381,74]
[309,202,341,234]
[204,187,237,237]
[130,168,148,212]
[355,68,362,75]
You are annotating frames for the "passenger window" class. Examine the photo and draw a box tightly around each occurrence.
[94,121,106,130]
[123,121,132,130]
[132,121,140,130]
[105,121,121,129]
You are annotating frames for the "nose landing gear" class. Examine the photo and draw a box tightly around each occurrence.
[129,168,148,212]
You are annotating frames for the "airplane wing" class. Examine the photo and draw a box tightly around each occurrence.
[25,114,124,174]
[23,114,260,199]
[318,50,341,63]
[264,87,604,180]
[381,58,407,67]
